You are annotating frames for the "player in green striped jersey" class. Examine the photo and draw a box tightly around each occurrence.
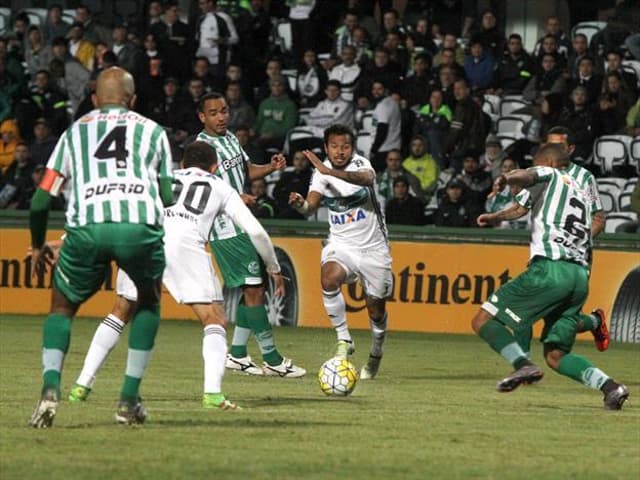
[472,144,629,409]
[29,67,174,427]
[196,92,305,377]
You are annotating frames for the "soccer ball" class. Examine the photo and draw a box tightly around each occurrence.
[318,357,358,396]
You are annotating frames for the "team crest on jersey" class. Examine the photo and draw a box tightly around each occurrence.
[330,209,366,225]
[248,261,260,275]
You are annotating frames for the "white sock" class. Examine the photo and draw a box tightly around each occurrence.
[203,324,227,394]
[323,289,351,342]
[369,312,388,357]
[125,349,152,378]
[231,326,251,351]
[582,367,610,390]
[76,314,125,388]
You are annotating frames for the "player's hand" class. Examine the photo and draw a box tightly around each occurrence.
[303,150,329,175]
[269,153,287,172]
[288,192,304,207]
[240,193,257,207]
[494,175,507,192]
[269,272,286,297]
[28,241,60,278]
[477,213,498,227]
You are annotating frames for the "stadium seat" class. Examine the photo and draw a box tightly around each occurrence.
[61,11,75,25]
[618,192,631,211]
[309,206,329,222]
[623,177,638,193]
[496,115,529,137]
[629,138,640,174]
[0,13,7,35]
[604,212,638,233]
[499,96,529,117]
[297,107,312,125]
[497,134,517,150]
[281,69,298,93]
[570,21,607,45]
[22,8,47,25]
[356,132,373,157]
[276,21,292,52]
[0,7,9,17]
[592,135,632,174]
[284,127,323,155]
[597,177,626,192]
[598,190,617,213]
[621,60,640,88]
[360,112,375,135]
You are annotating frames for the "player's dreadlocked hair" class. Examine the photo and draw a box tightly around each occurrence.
[182,141,217,170]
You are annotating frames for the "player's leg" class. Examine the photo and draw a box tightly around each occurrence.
[70,290,135,402]
[190,303,240,410]
[360,297,387,380]
[576,309,610,351]
[321,260,354,358]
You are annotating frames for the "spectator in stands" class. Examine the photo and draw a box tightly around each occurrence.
[150,0,192,83]
[29,118,56,167]
[591,0,640,57]
[10,12,30,55]
[235,124,265,164]
[255,76,298,152]
[16,68,69,139]
[334,9,359,57]
[442,78,486,171]
[248,178,276,219]
[234,0,271,86]
[196,0,239,80]
[414,88,452,168]
[403,135,438,201]
[626,98,640,136]
[471,9,506,60]
[598,71,635,135]
[181,78,207,135]
[148,77,189,141]
[192,57,221,93]
[433,33,464,67]
[224,62,254,105]
[352,27,373,65]
[383,31,410,74]
[274,150,312,219]
[464,37,496,93]
[24,27,53,78]
[369,80,402,172]
[357,47,403,101]
[434,177,479,228]
[434,65,456,109]
[256,58,287,105]
[288,0,316,64]
[534,34,566,75]
[0,142,36,209]
[0,119,21,175]
[401,53,434,109]
[405,17,438,58]
[460,150,492,206]
[329,45,361,102]
[567,57,602,106]
[523,53,566,105]
[112,24,145,80]
[145,1,165,30]
[540,92,565,139]
[226,80,255,132]
[66,22,95,71]
[567,33,601,79]
[306,80,354,133]
[49,37,90,116]
[481,134,507,178]
[533,16,570,60]
[42,4,69,45]
[558,85,599,162]
[605,50,639,97]
[385,176,425,226]
[377,8,407,46]
[376,149,423,205]
[432,46,466,81]
[494,33,534,95]
[297,49,328,108]
[504,119,541,168]
[484,157,520,229]
[74,4,111,47]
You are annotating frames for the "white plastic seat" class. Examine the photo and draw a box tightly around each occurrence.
[592,135,632,174]
[276,21,292,52]
[570,21,607,45]
[356,132,373,158]
[604,212,638,233]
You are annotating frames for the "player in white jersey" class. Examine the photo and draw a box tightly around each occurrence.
[472,144,629,409]
[66,142,285,410]
[289,124,393,380]
[28,67,174,427]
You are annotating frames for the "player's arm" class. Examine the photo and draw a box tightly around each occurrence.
[157,130,175,206]
[495,167,551,191]
[288,190,323,216]
[303,150,374,186]
[591,211,605,237]
[477,203,529,226]
[247,153,286,181]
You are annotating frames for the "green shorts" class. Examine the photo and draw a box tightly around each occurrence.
[482,257,589,352]
[210,233,264,288]
[54,223,165,305]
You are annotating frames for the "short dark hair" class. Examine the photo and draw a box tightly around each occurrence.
[52,36,68,47]
[183,141,217,170]
[326,79,341,89]
[324,124,354,145]
[573,33,587,42]
[197,92,224,112]
[535,142,569,167]
[508,33,522,42]
[546,125,575,146]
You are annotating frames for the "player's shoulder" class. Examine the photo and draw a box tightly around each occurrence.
[176,167,219,181]
[74,108,164,133]
[349,153,372,170]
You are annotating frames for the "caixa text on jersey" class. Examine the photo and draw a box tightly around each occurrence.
[84,183,145,199]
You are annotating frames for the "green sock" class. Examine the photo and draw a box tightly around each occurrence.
[42,313,71,396]
[514,328,532,359]
[577,313,599,333]
[120,306,159,403]
[557,353,610,390]
[478,319,528,368]
[229,304,251,358]
[245,305,282,366]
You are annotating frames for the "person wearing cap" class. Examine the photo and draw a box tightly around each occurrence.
[67,22,95,71]
[29,118,57,167]
[481,133,507,179]
[434,177,479,228]
[255,76,298,151]
[0,120,22,175]
[384,175,426,226]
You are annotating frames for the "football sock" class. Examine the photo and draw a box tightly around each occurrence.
[121,306,159,404]
[229,304,251,358]
[514,328,532,359]
[42,313,71,396]
[245,304,282,366]
[369,312,387,357]
[76,314,125,389]
[323,288,352,343]
[478,319,528,367]
[557,354,610,390]
[577,313,600,333]
[203,324,227,394]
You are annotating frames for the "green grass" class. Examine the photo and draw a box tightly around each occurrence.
[1,315,639,480]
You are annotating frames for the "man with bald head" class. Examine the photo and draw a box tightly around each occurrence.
[29,67,174,427]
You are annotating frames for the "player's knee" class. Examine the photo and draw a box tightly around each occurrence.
[365,298,385,319]
[321,275,341,291]
[544,348,564,370]
[471,310,490,333]
[243,285,265,306]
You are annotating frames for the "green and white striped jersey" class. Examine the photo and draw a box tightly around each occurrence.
[517,166,592,267]
[196,129,250,240]
[564,162,602,213]
[47,107,172,227]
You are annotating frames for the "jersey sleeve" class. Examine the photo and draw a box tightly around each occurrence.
[46,132,71,178]
[351,155,375,174]
[156,129,174,181]
[373,101,391,124]
[529,166,555,184]
[585,174,603,213]
[515,189,531,209]
[308,167,328,195]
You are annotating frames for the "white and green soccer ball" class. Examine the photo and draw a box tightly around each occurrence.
[318,357,358,396]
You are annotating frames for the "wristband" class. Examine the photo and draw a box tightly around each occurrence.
[295,200,309,214]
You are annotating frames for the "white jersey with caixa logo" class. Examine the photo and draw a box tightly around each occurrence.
[309,154,388,249]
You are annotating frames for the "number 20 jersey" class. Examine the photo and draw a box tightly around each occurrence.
[47,107,173,228]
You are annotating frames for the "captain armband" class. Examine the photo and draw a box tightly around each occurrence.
[39,169,66,197]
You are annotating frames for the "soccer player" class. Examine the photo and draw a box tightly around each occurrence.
[67,141,286,410]
[196,92,305,377]
[288,124,393,379]
[472,144,629,409]
[29,67,174,427]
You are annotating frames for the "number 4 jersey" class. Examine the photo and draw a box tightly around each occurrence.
[516,166,592,267]
[46,107,173,227]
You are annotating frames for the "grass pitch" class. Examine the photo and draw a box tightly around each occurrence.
[1,315,639,480]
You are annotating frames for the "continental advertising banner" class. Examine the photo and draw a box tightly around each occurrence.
[0,229,637,336]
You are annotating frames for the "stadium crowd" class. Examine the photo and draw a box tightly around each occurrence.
[1,0,639,230]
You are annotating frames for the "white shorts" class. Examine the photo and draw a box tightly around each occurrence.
[321,242,393,299]
[116,244,223,304]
